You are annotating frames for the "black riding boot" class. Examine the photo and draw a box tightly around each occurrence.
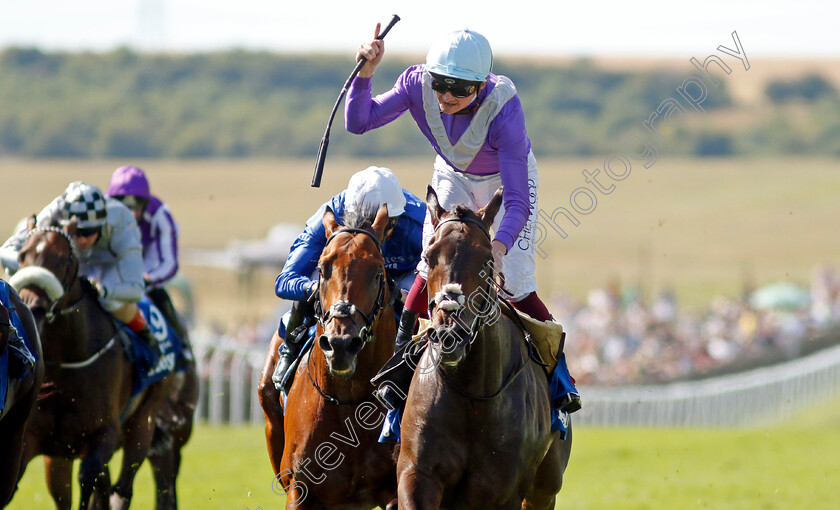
[273,299,311,394]
[136,323,161,366]
[395,309,419,348]
[148,286,188,340]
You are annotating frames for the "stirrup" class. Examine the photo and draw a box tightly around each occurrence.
[554,392,582,414]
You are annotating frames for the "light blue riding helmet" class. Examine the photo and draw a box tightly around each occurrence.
[425,29,493,82]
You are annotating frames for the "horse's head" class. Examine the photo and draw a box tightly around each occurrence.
[10,223,78,324]
[424,185,503,367]
[315,203,392,376]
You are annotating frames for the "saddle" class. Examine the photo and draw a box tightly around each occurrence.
[406,301,566,375]
[497,299,566,376]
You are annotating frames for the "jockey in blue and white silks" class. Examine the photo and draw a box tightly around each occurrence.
[275,184,425,302]
[271,166,424,392]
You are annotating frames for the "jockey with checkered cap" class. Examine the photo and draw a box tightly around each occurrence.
[0,181,162,359]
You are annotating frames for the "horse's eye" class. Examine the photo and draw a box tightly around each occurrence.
[424,247,439,268]
[319,264,331,280]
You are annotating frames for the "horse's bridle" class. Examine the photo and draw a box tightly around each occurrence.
[426,215,540,401]
[22,227,83,322]
[427,216,496,347]
[314,227,395,345]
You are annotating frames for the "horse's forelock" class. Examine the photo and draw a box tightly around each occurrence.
[343,202,380,231]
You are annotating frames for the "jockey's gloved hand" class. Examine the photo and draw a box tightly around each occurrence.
[303,280,318,316]
[90,279,109,299]
[286,281,319,344]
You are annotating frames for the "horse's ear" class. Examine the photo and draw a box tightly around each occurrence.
[25,215,36,231]
[371,203,390,243]
[323,206,340,239]
[426,185,445,228]
[479,186,504,229]
[63,217,78,238]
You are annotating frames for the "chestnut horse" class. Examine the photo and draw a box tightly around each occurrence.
[397,187,572,509]
[11,226,171,510]
[0,280,44,507]
[270,204,399,509]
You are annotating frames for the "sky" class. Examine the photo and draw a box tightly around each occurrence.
[0,0,837,58]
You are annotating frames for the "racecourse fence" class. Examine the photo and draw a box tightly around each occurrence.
[191,332,840,428]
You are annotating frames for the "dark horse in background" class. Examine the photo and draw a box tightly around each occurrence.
[10,225,173,510]
[266,204,400,510]
[147,326,198,510]
[397,187,572,509]
[0,280,44,508]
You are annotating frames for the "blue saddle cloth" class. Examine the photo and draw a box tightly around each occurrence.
[378,353,577,443]
[1,281,38,413]
[124,296,185,396]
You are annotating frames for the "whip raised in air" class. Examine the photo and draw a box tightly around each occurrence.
[310,14,400,188]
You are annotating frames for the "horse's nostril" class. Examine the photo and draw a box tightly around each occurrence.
[319,335,331,351]
[346,336,364,355]
[428,329,438,343]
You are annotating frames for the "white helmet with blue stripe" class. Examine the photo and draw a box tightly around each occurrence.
[425,29,493,82]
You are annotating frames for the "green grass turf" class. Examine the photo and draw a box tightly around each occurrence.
[9,398,840,509]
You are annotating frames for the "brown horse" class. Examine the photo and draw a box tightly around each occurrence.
[11,226,172,510]
[269,204,400,510]
[397,186,572,510]
[0,280,44,508]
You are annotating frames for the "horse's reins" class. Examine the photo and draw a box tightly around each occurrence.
[308,227,396,405]
[427,215,541,401]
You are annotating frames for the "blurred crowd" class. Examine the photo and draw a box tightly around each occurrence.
[558,265,840,386]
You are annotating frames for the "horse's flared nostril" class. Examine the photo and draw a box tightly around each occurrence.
[428,329,438,343]
[345,336,364,356]
[319,335,331,352]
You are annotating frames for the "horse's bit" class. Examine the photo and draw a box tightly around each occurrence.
[314,227,395,344]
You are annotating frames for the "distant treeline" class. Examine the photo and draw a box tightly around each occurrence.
[1,47,838,159]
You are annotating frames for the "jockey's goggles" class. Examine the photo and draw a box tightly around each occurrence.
[74,226,101,238]
[430,73,481,98]
[114,194,148,212]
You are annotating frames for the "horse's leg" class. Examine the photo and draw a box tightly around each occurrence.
[149,437,177,510]
[154,361,198,509]
[258,330,285,473]
[0,402,33,507]
[397,470,443,510]
[78,446,115,510]
[43,456,74,510]
[111,386,170,510]
[522,426,573,510]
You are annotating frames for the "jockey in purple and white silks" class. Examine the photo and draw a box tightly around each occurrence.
[107,166,179,289]
[346,28,580,414]
[107,165,186,339]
